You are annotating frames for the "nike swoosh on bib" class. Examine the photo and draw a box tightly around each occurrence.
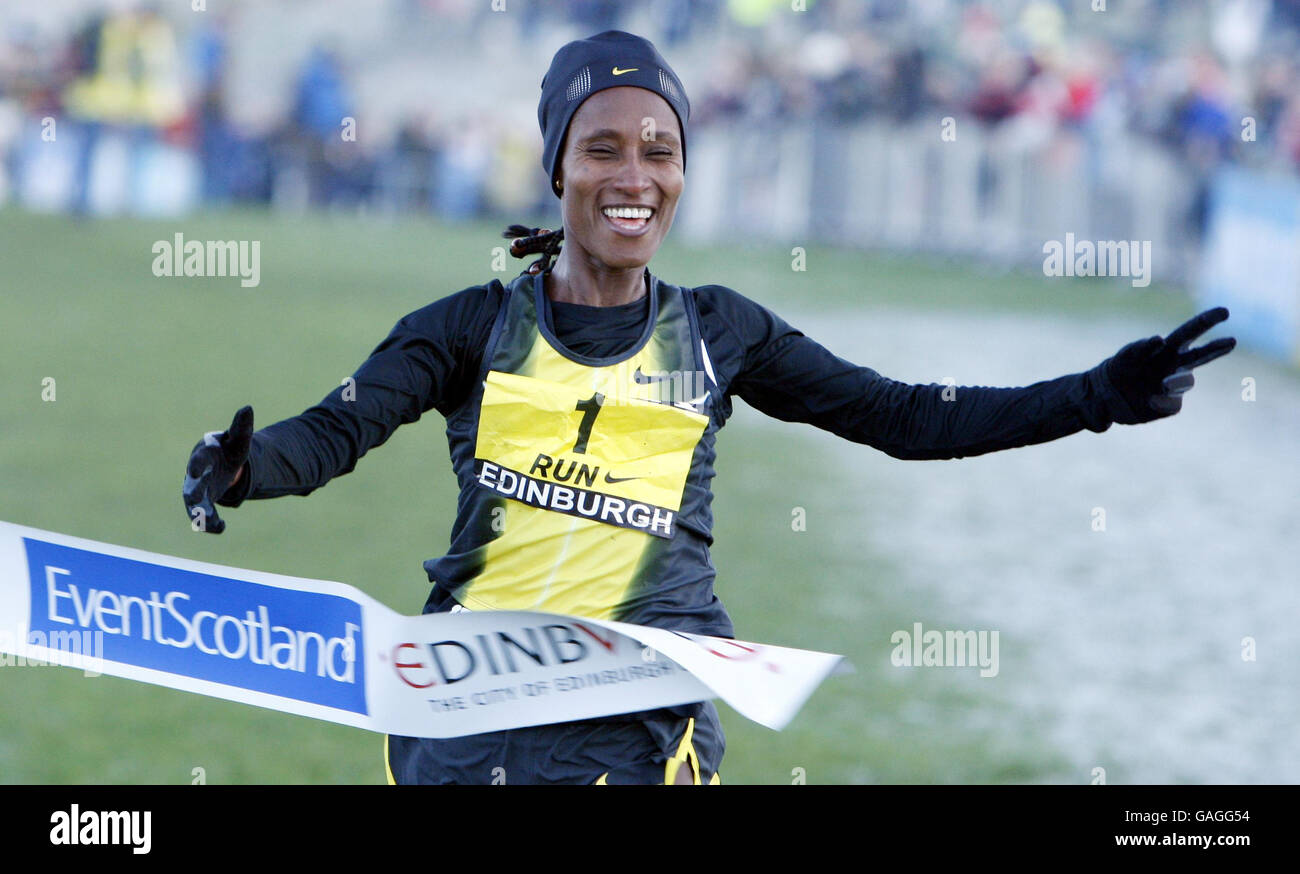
[633,366,673,384]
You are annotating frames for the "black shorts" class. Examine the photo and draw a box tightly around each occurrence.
[386,699,725,785]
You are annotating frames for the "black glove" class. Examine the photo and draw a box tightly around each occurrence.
[182,406,254,533]
[1103,307,1236,424]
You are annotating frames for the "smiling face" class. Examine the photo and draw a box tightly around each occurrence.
[555,86,684,272]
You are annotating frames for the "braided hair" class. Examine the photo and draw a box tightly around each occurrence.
[503,224,564,275]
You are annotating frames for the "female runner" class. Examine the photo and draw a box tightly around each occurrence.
[183,30,1235,784]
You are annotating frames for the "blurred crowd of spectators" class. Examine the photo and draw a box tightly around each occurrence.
[1,0,1298,227]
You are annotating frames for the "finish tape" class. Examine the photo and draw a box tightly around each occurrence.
[0,521,848,737]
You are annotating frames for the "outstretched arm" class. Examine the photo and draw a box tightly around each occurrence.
[220,320,447,503]
[182,284,501,532]
[721,293,1234,460]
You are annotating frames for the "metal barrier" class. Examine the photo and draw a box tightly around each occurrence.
[677,118,1203,284]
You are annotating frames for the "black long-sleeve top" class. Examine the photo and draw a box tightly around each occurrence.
[219,274,1128,634]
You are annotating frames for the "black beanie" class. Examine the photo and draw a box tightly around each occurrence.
[538,30,690,198]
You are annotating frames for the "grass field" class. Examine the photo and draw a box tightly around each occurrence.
[0,206,1213,784]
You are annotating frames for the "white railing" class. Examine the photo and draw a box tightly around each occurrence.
[677,118,1203,283]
